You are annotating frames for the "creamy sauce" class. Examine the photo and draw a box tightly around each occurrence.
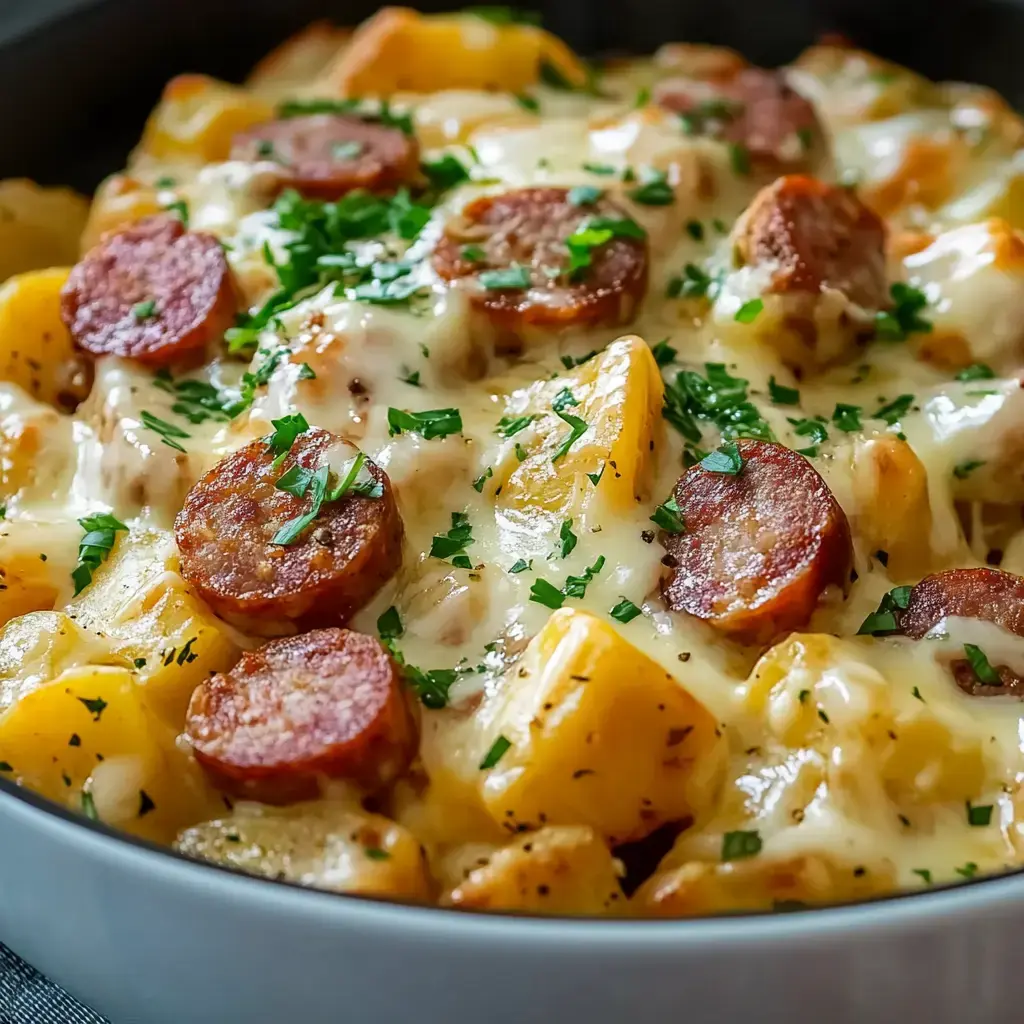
[3,19,1024,912]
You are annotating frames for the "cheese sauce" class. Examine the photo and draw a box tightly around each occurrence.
[3,13,1024,914]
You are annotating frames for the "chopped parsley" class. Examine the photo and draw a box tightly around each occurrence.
[140,410,190,452]
[667,262,716,299]
[565,216,646,277]
[81,790,99,821]
[966,799,993,827]
[609,598,642,623]
[685,219,704,242]
[496,413,535,438]
[132,299,157,319]
[734,298,763,323]
[551,411,588,461]
[78,696,108,721]
[552,387,579,413]
[856,585,912,636]
[479,734,512,770]
[662,363,773,446]
[72,514,128,595]
[963,643,1001,684]
[721,830,762,861]
[529,578,565,609]
[568,185,604,206]
[479,265,531,290]
[430,512,474,569]
[832,403,863,433]
[628,168,674,205]
[387,407,463,439]
[699,441,743,475]
[514,93,540,113]
[650,339,677,366]
[277,98,415,136]
[558,519,578,557]
[560,350,599,369]
[152,368,237,425]
[472,467,494,492]
[650,496,685,534]
[872,394,914,425]
[267,412,310,456]
[377,605,403,644]
[875,282,932,340]
[582,161,616,175]
[138,790,156,817]
[562,555,605,599]
[461,244,487,262]
[270,466,328,545]
[955,862,979,879]
[421,153,470,190]
[399,367,421,387]
[509,558,532,574]
[912,868,933,885]
[953,459,986,480]
[768,376,800,405]
[956,363,995,382]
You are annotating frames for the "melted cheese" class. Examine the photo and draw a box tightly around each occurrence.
[3,26,1024,914]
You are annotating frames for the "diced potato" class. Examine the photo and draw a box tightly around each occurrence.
[132,75,275,166]
[444,826,624,915]
[0,664,219,842]
[319,7,589,96]
[0,180,89,283]
[0,520,82,628]
[80,174,163,253]
[744,634,989,808]
[176,801,432,900]
[902,219,1024,371]
[0,268,91,411]
[70,526,240,727]
[247,21,352,96]
[850,437,934,579]
[653,42,747,79]
[476,608,726,845]
[0,385,77,505]
[0,611,115,714]
[788,45,932,125]
[635,853,894,916]
[494,336,663,523]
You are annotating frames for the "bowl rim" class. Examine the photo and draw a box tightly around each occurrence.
[5,773,1024,933]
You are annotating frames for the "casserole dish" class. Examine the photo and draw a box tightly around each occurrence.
[5,1,1024,1021]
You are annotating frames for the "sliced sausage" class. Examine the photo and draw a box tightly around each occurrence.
[186,627,418,803]
[432,187,648,350]
[175,427,403,632]
[60,215,237,367]
[903,568,1024,696]
[660,439,853,645]
[230,114,420,199]
[733,174,888,309]
[655,67,825,168]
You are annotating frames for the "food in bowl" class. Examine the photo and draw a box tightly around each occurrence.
[2,6,1024,917]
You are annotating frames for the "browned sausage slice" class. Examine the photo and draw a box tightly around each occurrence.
[654,68,824,168]
[660,439,853,645]
[903,568,1024,696]
[733,174,888,309]
[230,114,420,199]
[432,187,648,350]
[60,215,237,367]
[175,427,403,632]
[186,627,418,803]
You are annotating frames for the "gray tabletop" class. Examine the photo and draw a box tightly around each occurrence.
[0,945,107,1024]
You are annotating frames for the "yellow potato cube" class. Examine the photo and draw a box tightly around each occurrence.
[133,75,275,166]
[70,526,240,727]
[476,608,726,845]
[247,21,352,96]
[0,520,82,628]
[445,826,624,915]
[0,268,91,411]
[495,335,663,521]
[0,180,89,283]
[635,854,894,916]
[320,7,589,96]
[0,664,219,842]
[176,801,432,900]
[80,174,163,253]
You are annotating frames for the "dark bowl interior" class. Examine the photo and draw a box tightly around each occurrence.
[2,0,1024,190]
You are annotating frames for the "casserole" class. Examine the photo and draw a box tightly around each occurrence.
[5,0,1024,1020]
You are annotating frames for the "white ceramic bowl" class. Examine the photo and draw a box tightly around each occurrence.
[2,780,1024,1023]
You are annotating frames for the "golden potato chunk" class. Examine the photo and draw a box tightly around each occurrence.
[80,175,163,253]
[247,21,352,96]
[476,609,726,845]
[176,801,431,900]
[0,664,219,842]
[445,826,624,915]
[69,526,240,726]
[0,268,91,411]
[493,336,663,523]
[0,180,89,283]
[132,75,275,166]
[320,7,589,96]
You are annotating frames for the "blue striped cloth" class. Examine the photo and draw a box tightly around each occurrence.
[0,945,107,1023]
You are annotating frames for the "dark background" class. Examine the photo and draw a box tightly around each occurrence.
[1,0,1023,186]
